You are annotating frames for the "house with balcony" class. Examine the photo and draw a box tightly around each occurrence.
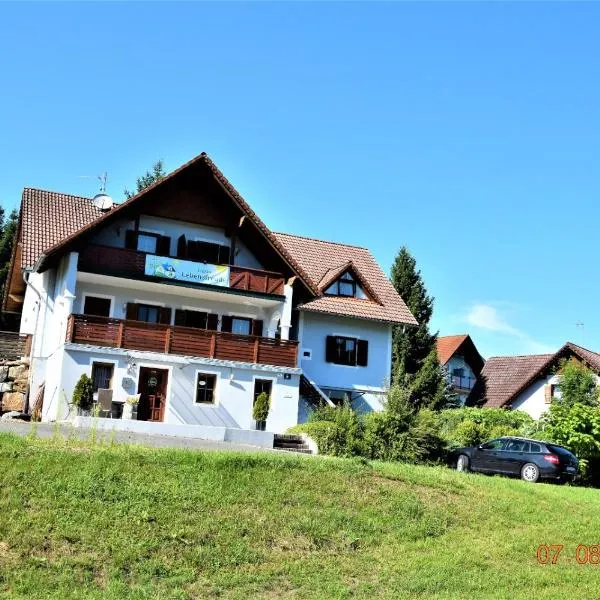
[436,334,484,404]
[3,152,417,438]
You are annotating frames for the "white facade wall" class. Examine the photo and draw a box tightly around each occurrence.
[299,312,392,413]
[445,355,477,405]
[57,347,300,433]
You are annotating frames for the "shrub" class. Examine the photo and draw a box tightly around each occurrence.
[437,408,534,448]
[554,358,600,407]
[253,392,270,423]
[72,374,94,410]
[540,402,600,484]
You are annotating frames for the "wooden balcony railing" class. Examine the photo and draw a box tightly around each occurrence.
[66,314,298,368]
[78,244,286,296]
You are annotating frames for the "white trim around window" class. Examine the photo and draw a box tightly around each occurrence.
[81,293,116,317]
[194,368,220,406]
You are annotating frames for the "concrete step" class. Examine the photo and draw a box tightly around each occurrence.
[275,447,312,454]
[275,441,310,450]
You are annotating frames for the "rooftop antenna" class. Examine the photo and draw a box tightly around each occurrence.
[88,171,113,211]
[98,171,108,193]
[576,321,584,346]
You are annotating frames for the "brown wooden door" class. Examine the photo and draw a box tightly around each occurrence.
[137,367,168,422]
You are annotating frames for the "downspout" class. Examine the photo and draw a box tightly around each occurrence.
[22,267,44,414]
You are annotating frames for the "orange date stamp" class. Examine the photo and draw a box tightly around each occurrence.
[536,544,600,565]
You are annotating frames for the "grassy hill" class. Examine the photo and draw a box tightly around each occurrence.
[0,432,599,599]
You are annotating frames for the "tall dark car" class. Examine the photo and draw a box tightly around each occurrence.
[451,436,579,483]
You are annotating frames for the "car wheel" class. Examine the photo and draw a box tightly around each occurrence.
[456,454,470,472]
[521,463,540,483]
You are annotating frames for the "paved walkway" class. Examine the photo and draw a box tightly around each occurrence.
[0,420,277,453]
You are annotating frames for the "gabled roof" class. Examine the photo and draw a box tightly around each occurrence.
[317,260,383,305]
[437,334,485,375]
[21,188,110,269]
[27,153,318,295]
[469,342,600,408]
[273,232,417,325]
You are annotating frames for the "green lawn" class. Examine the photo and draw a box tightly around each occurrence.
[0,431,599,599]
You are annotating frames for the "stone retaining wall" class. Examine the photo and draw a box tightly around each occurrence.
[0,359,30,413]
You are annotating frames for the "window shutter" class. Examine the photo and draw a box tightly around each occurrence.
[207,314,218,331]
[544,385,552,404]
[159,307,172,325]
[177,235,187,258]
[125,303,139,321]
[219,245,231,265]
[157,236,171,256]
[221,315,232,333]
[251,319,263,337]
[356,340,369,367]
[325,336,337,363]
[174,309,187,327]
[125,230,137,250]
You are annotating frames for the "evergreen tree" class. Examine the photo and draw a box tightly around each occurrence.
[390,246,448,409]
[124,160,166,199]
[0,208,18,299]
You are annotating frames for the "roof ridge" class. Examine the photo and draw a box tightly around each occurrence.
[23,187,94,202]
[273,231,369,250]
[486,353,554,360]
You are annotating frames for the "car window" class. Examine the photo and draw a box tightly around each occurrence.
[480,439,505,450]
[547,444,573,457]
[505,440,527,452]
[529,442,542,453]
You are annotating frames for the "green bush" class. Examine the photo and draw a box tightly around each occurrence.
[72,374,94,410]
[541,402,600,484]
[437,408,535,448]
[253,392,270,423]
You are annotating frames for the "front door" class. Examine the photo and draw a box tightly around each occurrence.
[137,367,168,422]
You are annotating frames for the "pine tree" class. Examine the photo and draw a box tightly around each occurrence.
[124,160,166,199]
[0,208,18,299]
[390,246,448,409]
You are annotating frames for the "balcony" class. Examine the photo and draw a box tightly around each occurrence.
[66,314,298,368]
[78,244,286,296]
[449,375,476,390]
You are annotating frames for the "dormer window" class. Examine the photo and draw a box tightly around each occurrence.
[325,272,364,298]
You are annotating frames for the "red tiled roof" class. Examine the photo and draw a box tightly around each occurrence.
[17,154,416,326]
[437,335,469,366]
[273,232,417,325]
[21,188,109,269]
[470,342,600,408]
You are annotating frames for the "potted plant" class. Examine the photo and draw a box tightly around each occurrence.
[253,391,270,431]
[122,394,140,420]
[72,374,94,416]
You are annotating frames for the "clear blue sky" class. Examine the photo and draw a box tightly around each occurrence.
[1,2,599,359]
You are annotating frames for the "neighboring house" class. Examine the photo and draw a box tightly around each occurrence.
[436,334,485,405]
[2,152,417,435]
[467,342,600,419]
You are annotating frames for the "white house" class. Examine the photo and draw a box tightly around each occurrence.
[467,342,600,419]
[2,152,417,440]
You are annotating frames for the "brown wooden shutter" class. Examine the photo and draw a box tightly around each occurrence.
[218,245,231,265]
[251,319,263,337]
[325,336,337,363]
[207,314,218,331]
[356,340,369,367]
[125,303,139,321]
[177,235,187,258]
[159,307,172,325]
[157,236,171,256]
[221,315,232,333]
[125,230,137,250]
[174,309,187,327]
[544,385,552,404]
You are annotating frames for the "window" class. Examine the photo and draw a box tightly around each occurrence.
[138,304,160,323]
[253,379,273,404]
[324,271,365,298]
[529,442,542,453]
[186,240,231,264]
[231,317,252,335]
[91,362,114,393]
[325,336,368,367]
[480,439,505,451]
[175,309,218,330]
[137,233,159,253]
[505,440,527,452]
[452,367,465,377]
[83,296,111,317]
[195,373,217,404]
